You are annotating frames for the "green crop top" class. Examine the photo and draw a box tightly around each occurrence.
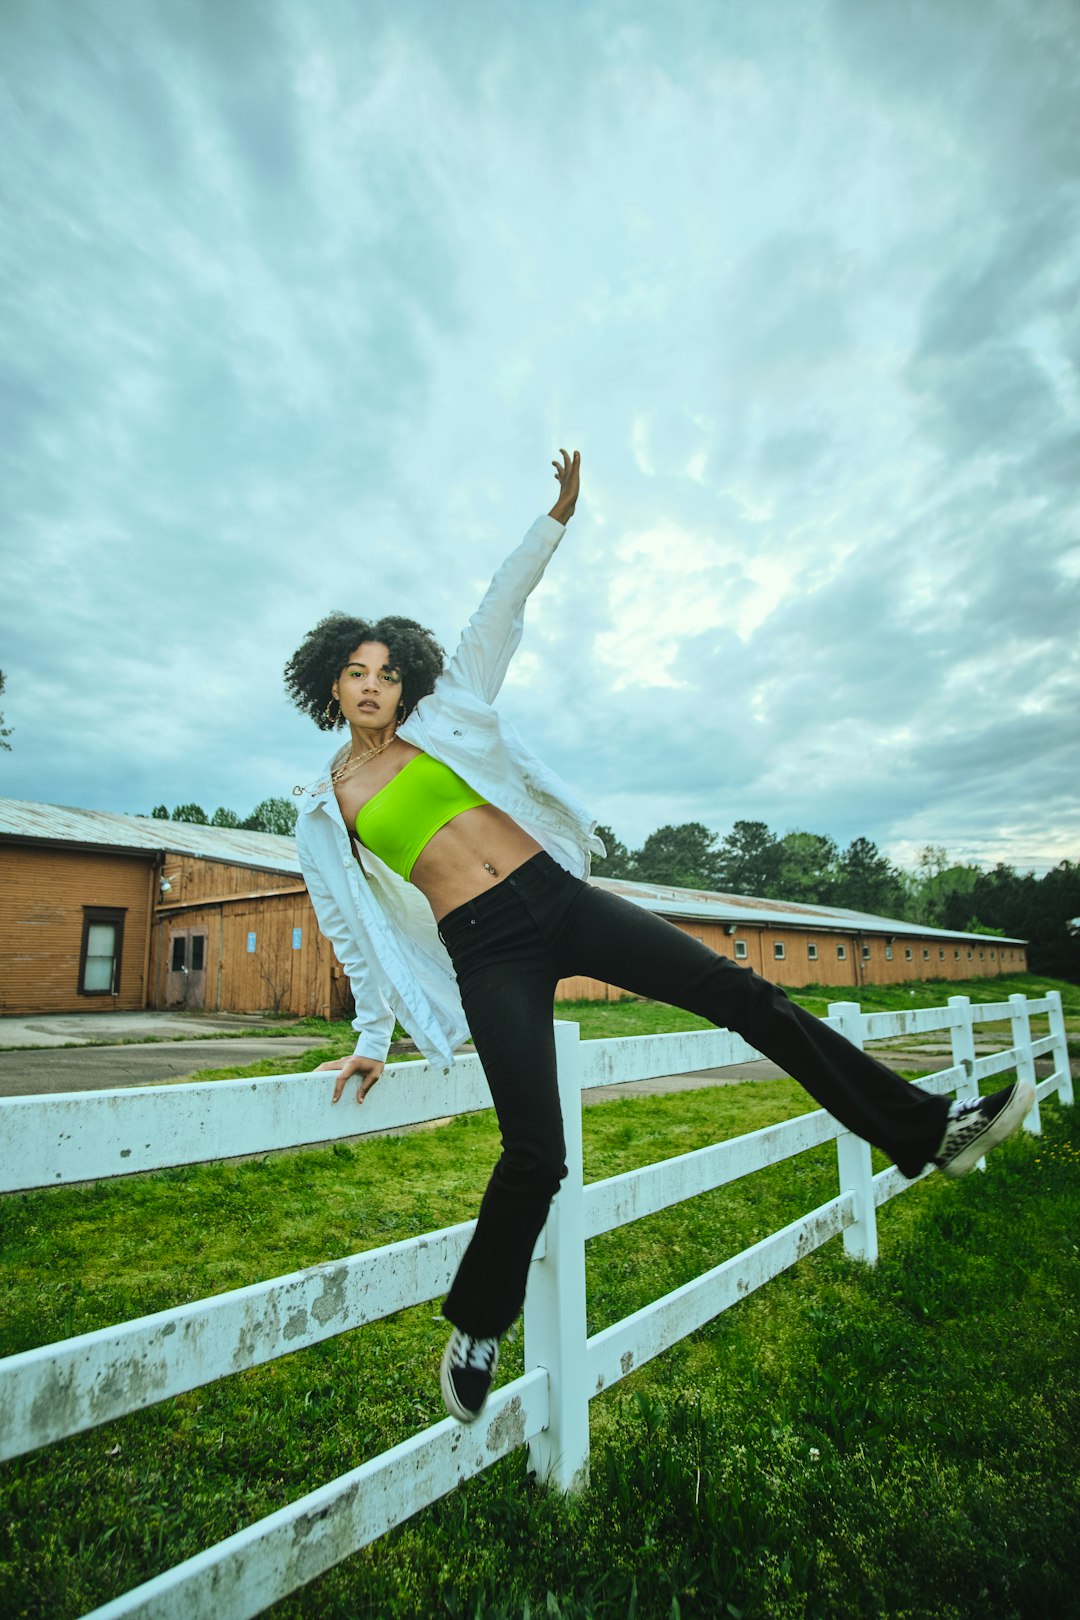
[354,753,489,881]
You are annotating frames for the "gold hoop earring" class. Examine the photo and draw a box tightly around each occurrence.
[324,697,339,725]
[397,701,407,723]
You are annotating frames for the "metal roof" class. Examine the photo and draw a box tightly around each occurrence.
[0,798,302,876]
[1,797,1025,944]
[591,874,1027,946]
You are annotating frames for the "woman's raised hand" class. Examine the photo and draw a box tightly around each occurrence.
[549,447,580,523]
[317,1052,385,1104]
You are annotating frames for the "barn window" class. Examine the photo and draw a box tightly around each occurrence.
[773,942,786,960]
[905,947,912,960]
[990,949,996,959]
[967,949,973,960]
[923,949,930,961]
[837,945,846,961]
[734,939,748,959]
[191,934,206,973]
[807,942,818,961]
[885,946,893,961]
[861,945,871,961]
[79,908,126,996]
[939,949,945,961]
[170,936,186,972]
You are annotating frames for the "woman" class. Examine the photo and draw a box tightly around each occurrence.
[287,448,1033,1424]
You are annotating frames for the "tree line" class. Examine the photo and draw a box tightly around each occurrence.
[142,798,298,836]
[593,819,1080,981]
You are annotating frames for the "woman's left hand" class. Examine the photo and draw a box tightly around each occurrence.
[316,1053,385,1104]
[549,448,580,522]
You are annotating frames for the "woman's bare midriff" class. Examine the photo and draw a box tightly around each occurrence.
[332,742,543,923]
[409,804,545,922]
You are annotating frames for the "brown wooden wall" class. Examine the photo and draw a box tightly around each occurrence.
[158,854,297,908]
[152,889,335,1020]
[0,844,155,1014]
[556,920,1027,1001]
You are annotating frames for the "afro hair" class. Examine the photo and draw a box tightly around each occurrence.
[284,613,446,731]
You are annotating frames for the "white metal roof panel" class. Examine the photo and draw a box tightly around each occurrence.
[591,875,1027,946]
[0,798,302,876]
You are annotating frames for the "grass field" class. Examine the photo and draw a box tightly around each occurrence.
[0,979,1077,1618]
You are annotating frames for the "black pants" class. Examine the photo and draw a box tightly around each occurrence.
[437,851,949,1339]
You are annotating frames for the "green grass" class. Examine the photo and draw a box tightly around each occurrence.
[782,972,1080,1021]
[1,1064,1077,1618]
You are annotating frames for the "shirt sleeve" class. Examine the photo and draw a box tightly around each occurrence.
[443,514,565,704]
[296,829,397,1063]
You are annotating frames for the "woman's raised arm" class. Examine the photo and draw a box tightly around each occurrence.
[443,448,582,705]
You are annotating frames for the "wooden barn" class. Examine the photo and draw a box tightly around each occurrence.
[0,800,342,1021]
[0,798,1028,1022]
[557,877,1030,998]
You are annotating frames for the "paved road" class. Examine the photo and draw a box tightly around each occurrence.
[0,1010,296,1050]
[0,1038,330,1097]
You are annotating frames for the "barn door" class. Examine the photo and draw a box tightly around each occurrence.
[165,929,210,1009]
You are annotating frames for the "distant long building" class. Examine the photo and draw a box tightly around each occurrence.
[0,798,1028,1020]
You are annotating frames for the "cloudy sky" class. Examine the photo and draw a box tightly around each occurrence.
[2,0,1078,875]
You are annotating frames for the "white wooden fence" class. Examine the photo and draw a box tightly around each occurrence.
[0,991,1072,1619]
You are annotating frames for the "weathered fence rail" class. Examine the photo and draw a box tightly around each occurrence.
[0,991,1071,1619]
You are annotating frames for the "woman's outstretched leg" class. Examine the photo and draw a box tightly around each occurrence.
[553,881,950,1177]
[552,875,1031,1184]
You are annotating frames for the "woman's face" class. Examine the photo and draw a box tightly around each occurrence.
[332,641,403,731]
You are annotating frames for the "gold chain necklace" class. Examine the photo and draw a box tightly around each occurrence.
[330,731,398,786]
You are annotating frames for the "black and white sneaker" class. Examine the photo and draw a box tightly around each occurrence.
[932,1080,1035,1178]
[440,1328,499,1423]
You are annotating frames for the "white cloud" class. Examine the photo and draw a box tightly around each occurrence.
[1,0,1076,876]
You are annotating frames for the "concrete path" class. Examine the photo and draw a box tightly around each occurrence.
[0,1038,331,1097]
[0,1010,296,1050]
[0,1010,333,1097]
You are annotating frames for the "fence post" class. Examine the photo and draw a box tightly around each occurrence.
[1008,994,1041,1134]
[948,995,985,1172]
[828,1001,878,1264]
[1046,991,1074,1107]
[524,1018,589,1492]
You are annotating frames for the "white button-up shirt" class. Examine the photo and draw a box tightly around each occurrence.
[294,514,605,1070]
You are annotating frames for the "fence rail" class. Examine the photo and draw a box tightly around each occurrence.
[0,991,1072,1620]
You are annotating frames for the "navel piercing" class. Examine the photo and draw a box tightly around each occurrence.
[483,862,498,876]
